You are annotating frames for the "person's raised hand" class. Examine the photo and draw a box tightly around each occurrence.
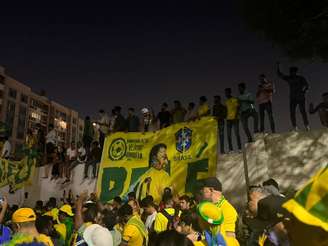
[77,190,88,204]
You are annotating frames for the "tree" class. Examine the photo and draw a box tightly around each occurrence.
[239,0,328,60]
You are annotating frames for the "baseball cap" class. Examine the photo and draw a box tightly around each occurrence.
[250,195,289,230]
[43,208,59,223]
[13,208,37,223]
[202,177,222,192]
[197,201,224,225]
[59,204,74,217]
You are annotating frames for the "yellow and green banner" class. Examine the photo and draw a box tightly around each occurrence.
[0,156,36,191]
[97,117,218,203]
[283,164,328,231]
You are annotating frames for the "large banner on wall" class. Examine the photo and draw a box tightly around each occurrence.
[97,117,218,203]
[0,156,36,191]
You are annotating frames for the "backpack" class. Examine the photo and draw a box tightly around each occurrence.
[0,224,11,244]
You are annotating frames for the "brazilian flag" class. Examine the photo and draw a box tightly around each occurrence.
[283,165,328,231]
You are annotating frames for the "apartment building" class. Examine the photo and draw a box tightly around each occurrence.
[0,66,84,153]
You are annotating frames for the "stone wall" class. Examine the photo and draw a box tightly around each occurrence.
[220,128,328,211]
[3,129,327,209]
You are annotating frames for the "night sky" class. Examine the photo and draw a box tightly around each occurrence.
[0,2,326,133]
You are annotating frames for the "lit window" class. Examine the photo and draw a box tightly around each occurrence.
[59,120,67,129]
[31,112,41,120]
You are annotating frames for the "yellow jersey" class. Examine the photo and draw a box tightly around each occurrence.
[225,97,239,120]
[122,215,148,246]
[197,103,210,117]
[136,168,171,204]
[54,223,67,241]
[154,208,176,233]
[38,234,54,246]
[216,198,240,246]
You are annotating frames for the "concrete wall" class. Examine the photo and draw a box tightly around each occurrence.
[220,128,328,211]
[2,129,327,209]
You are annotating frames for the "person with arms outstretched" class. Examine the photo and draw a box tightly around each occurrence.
[277,62,310,131]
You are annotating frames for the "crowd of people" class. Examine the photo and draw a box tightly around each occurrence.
[0,169,327,246]
[40,123,103,183]
[1,64,327,184]
[0,64,327,245]
[91,64,328,154]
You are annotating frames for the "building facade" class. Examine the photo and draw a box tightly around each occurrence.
[0,66,84,153]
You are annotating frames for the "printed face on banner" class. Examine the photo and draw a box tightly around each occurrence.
[97,117,218,204]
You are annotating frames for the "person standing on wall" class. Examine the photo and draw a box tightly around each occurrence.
[156,103,171,129]
[212,95,227,154]
[256,74,276,133]
[238,82,259,142]
[98,109,110,150]
[43,124,57,179]
[185,102,197,121]
[82,116,94,155]
[171,100,187,124]
[126,108,140,132]
[225,88,242,152]
[277,62,310,131]
[197,96,210,118]
[113,106,127,132]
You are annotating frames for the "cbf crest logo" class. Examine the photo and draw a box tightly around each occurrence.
[108,138,127,161]
[175,127,192,153]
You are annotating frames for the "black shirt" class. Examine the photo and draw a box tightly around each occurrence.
[212,103,227,124]
[278,73,309,100]
[127,115,140,132]
[91,147,102,162]
[114,114,127,132]
[157,111,171,128]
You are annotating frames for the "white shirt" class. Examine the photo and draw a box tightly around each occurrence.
[78,146,87,162]
[145,211,157,230]
[1,140,11,158]
[67,147,77,160]
[46,129,57,145]
[99,114,110,134]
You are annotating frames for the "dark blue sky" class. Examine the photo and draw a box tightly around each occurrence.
[0,2,326,132]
